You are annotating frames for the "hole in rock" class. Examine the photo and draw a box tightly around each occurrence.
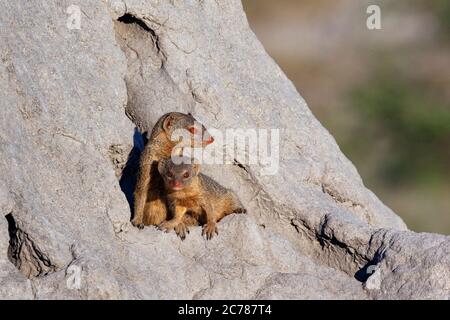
[5,213,56,278]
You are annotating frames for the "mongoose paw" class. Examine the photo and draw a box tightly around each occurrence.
[202,222,218,240]
[157,220,176,233]
[131,219,144,229]
[174,223,189,240]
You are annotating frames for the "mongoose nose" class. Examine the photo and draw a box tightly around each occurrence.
[173,181,183,189]
[204,136,214,145]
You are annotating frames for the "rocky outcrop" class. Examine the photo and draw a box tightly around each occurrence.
[0,0,448,299]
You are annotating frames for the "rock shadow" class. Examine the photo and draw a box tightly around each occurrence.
[119,128,147,221]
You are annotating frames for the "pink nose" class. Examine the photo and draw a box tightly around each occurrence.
[173,181,182,188]
[204,136,214,145]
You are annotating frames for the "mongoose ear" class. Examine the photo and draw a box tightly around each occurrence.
[193,163,201,176]
[157,160,166,175]
[162,114,176,133]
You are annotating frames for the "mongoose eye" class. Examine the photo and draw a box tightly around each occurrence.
[188,127,197,134]
[183,172,190,179]
[167,171,174,178]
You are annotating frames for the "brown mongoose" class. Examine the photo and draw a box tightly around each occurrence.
[157,157,247,240]
[132,112,214,229]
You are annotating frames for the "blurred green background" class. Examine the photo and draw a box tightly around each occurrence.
[242,0,450,234]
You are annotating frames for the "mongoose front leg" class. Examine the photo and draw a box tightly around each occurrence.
[202,220,218,240]
[201,203,219,240]
[174,222,189,240]
[142,194,167,226]
[158,205,187,237]
[132,148,158,229]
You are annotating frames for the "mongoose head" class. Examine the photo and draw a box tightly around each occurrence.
[162,112,214,148]
[158,157,200,191]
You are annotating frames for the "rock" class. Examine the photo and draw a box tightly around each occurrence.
[254,272,366,300]
[0,0,448,299]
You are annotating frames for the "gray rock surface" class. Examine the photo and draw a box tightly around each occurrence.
[0,0,448,299]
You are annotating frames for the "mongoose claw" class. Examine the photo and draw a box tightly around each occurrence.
[202,222,218,240]
[131,220,144,229]
[174,223,189,240]
[157,221,175,233]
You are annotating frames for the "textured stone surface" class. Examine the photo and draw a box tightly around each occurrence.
[0,0,448,299]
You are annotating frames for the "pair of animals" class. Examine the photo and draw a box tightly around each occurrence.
[131,112,246,240]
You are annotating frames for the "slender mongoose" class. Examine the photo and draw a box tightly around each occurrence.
[157,157,246,240]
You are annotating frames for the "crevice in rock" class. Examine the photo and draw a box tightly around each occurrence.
[233,158,249,174]
[354,259,381,283]
[287,214,373,281]
[118,14,153,33]
[5,213,56,278]
[321,182,364,209]
[107,128,146,221]
[317,232,367,267]
[117,13,166,62]
[321,182,374,226]
[290,219,301,233]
